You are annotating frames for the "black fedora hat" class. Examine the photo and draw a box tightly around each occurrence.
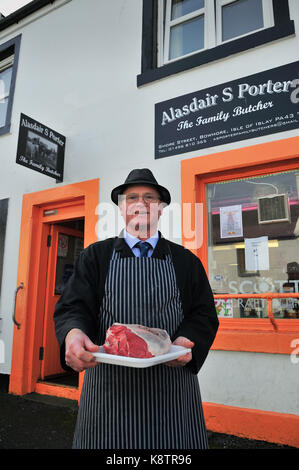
[111,168,171,205]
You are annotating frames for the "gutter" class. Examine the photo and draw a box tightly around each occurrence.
[0,0,56,32]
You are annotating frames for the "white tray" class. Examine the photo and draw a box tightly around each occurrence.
[93,345,191,368]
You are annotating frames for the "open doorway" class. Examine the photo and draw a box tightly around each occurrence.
[38,218,85,389]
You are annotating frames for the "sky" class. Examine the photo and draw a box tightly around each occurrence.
[0,0,31,16]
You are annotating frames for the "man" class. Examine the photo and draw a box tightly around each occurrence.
[54,168,219,449]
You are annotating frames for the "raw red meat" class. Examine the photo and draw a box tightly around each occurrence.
[103,323,172,358]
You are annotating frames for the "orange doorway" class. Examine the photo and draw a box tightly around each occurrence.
[40,222,84,386]
[9,179,99,401]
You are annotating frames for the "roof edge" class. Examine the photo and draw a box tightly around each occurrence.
[0,0,55,33]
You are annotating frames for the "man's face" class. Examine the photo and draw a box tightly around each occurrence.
[118,185,163,238]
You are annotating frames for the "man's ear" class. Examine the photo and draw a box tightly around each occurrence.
[158,201,167,215]
[118,195,126,216]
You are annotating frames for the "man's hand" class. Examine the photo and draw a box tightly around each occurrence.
[165,336,194,368]
[65,328,100,372]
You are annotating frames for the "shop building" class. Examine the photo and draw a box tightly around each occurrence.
[0,0,298,447]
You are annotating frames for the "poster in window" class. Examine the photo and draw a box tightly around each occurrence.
[57,234,69,258]
[245,236,270,271]
[215,298,233,318]
[220,204,243,238]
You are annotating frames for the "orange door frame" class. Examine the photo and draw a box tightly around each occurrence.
[9,179,99,401]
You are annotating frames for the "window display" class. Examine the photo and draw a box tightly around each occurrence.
[207,170,299,318]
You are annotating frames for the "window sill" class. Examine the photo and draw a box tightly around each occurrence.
[137,21,295,87]
[0,124,11,136]
[212,318,299,355]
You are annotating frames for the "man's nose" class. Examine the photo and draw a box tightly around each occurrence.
[136,196,146,203]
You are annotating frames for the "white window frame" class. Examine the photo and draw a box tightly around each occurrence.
[158,0,274,66]
[0,55,14,103]
[161,0,215,65]
[216,0,274,45]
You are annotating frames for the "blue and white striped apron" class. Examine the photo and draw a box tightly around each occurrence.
[72,250,208,449]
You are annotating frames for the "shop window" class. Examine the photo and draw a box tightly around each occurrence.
[181,139,299,354]
[138,0,294,86]
[0,35,21,136]
[0,199,9,299]
[207,170,299,320]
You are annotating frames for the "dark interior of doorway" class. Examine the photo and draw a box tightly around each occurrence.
[38,371,78,387]
[39,217,85,389]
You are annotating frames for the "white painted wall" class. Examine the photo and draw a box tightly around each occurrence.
[199,350,299,415]
[0,0,298,415]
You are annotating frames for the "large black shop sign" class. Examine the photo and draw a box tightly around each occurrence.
[16,113,65,181]
[155,61,299,159]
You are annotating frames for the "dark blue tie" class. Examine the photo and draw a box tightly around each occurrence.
[135,241,151,257]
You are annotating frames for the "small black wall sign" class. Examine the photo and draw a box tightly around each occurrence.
[16,113,65,181]
[155,61,299,159]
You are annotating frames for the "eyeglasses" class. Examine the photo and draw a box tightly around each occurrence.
[124,193,161,204]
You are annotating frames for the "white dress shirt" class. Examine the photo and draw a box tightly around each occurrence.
[123,229,159,257]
